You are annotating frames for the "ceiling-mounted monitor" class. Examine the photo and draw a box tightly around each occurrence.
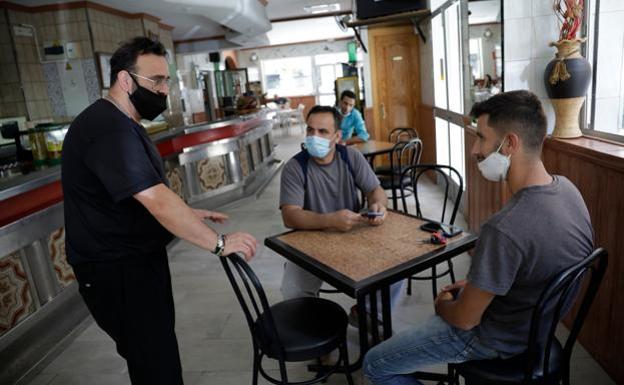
[355,0,427,19]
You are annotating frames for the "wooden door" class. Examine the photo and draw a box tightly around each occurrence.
[369,25,421,141]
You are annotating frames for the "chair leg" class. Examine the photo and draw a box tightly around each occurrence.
[252,351,260,385]
[448,260,456,284]
[278,359,289,385]
[339,341,355,385]
[407,277,412,296]
[431,266,438,300]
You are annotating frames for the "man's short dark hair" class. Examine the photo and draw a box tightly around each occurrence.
[470,90,547,153]
[109,37,167,87]
[307,105,342,132]
[340,90,356,101]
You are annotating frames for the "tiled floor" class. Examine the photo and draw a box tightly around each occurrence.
[26,128,615,385]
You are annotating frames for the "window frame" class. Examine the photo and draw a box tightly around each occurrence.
[581,0,624,143]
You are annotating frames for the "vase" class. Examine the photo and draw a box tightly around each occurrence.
[543,38,592,138]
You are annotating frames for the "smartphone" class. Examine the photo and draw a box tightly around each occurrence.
[420,221,463,237]
[362,211,384,218]
[440,224,463,238]
[420,221,442,233]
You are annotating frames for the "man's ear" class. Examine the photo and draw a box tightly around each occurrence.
[117,70,134,94]
[505,132,520,155]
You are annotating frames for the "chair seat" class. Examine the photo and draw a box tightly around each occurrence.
[453,339,564,385]
[374,165,411,176]
[378,174,411,190]
[254,297,348,362]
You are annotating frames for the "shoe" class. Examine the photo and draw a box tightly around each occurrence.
[348,305,383,332]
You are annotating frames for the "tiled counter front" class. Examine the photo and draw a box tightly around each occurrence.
[0,203,88,385]
[0,251,36,336]
[178,120,277,205]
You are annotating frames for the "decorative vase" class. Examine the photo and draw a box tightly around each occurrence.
[543,37,592,138]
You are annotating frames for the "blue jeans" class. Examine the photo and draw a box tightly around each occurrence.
[363,315,500,385]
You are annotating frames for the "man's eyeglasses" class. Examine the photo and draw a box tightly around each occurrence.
[130,72,171,91]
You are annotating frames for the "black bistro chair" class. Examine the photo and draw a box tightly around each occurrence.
[449,247,608,385]
[220,253,354,385]
[377,138,423,210]
[374,127,420,177]
[398,164,463,299]
[388,127,419,143]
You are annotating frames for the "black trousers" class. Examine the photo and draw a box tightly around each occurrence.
[72,251,183,385]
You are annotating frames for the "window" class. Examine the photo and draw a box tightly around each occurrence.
[585,1,624,140]
[314,52,348,106]
[261,56,314,97]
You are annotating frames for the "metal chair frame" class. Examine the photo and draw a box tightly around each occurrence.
[220,253,354,385]
[398,164,463,299]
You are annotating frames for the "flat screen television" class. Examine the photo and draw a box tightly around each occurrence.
[356,0,428,19]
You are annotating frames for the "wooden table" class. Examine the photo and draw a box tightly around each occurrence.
[264,210,477,371]
[352,140,395,166]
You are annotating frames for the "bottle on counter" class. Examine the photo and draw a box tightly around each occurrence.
[28,126,48,169]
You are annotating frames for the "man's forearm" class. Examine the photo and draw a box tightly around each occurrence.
[367,186,388,208]
[282,208,335,230]
[135,184,218,252]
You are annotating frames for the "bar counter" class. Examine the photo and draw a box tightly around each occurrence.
[0,110,281,385]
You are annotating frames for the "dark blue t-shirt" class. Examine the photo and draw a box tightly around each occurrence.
[62,99,173,264]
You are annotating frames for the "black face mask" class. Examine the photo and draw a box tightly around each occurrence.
[128,76,168,121]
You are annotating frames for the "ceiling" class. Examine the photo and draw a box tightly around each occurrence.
[13,0,353,42]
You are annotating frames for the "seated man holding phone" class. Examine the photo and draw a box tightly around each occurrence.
[279,105,401,322]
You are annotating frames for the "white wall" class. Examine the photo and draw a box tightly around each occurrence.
[503,0,562,134]
[236,39,352,68]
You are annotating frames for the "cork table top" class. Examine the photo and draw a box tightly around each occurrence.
[265,211,477,296]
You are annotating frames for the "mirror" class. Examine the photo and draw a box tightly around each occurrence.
[466,0,503,110]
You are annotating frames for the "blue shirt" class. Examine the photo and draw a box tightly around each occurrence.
[338,107,369,142]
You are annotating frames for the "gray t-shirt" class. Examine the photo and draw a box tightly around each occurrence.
[468,175,593,357]
[279,146,380,213]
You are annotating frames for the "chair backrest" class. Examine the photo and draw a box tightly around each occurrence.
[389,138,423,176]
[388,127,419,143]
[399,164,462,225]
[219,253,285,358]
[523,247,608,381]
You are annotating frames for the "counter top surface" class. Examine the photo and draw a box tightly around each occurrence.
[0,166,61,202]
[0,111,268,202]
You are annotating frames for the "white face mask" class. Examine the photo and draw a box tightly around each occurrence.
[477,139,511,182]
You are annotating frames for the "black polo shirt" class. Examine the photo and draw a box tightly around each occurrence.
[62,99,173,265]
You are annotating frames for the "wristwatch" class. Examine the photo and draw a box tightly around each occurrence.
[214,234,226,257]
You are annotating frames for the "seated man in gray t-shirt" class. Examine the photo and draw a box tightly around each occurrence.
[280,105,398,315]
[363,91,594,385]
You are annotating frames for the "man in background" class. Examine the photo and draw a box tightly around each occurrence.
[337,90,369,144]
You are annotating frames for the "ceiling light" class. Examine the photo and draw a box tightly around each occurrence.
[303,3,341,14]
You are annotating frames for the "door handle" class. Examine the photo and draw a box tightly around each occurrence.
[381,103,386,120]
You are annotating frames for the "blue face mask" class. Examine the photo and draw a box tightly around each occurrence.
[304,135,332,158]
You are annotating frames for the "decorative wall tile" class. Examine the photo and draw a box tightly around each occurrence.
[82,58,101,104]
[197,156,226,192]
[43,61,67,117]
[0,252,35,336]
[239,147,250,178]
[166,166,185,199]
[48,228,75,288]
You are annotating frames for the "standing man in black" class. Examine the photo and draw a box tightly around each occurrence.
[61,37,257,385]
